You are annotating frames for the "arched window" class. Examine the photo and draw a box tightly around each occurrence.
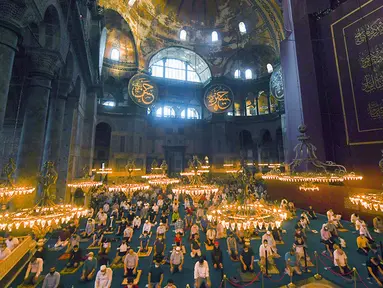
[180,29,187,41]
[245,69,252,80]
[239,22,247,34]
[155,106,175,118]
[212,31,218,42]
[149,47,212,84]
[267,63,274,74]
[234,69,241,79]
[181,108,200,119]
[258,91,269,115]
[111,48,120,61]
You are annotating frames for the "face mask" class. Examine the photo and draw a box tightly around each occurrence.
[50,271,55,275]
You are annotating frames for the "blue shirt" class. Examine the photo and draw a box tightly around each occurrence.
[285,252,297,266]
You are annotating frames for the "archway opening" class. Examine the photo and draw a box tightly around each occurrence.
[94,122,112,169]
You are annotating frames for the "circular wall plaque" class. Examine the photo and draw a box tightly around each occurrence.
[270,65,284,101]
[128,73,158,108]
[204,84,234,113]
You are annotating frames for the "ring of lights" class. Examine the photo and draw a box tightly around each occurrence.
[207,201,287,231]
[0,186,35,199]
[109,183,150,193]
[349,194,383,212]
[67,181,103,189]
[172,185,219,196]
[148,178,180,186]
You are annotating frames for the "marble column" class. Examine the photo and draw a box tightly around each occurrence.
[80,89,98,173]
[0,26,19,132]
[42,80,72,168]
[16,49,61,184]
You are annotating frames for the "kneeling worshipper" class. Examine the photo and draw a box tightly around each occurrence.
[259,239,276,274]
[6,234,19,251]
[23,255,43,285]
[148,259,164,288]
[368,243,383,265]
[42,267,60,288]
[190,233,202,258]
[359,222,374,242]
[190,223,199,240]
[67,245,83,268]
[240,243,255,273]
[307,206,317,220]
[285,248,302,277]
[66,232,81,253]
[357,233,371,255]
[373,216,383,233]
[154,235,166,262]
[333,244,352,278]
[226,232,239,261]
[320,225,334,257]
[367,256,383,286]
[81,252,97,282]
[116,218,128,236]
[170,246,184,274]
[157,222,167,238]
[143,219,153,235]
[0,241,11,260]
[174,218,184,235]
[55,227,70,248]
[123,225,134,242]
[194,257,211,288]
[82,218,96,238]
[206,226,217,247]
[262,231,278,254]
[211,241,223,269]
[95,265,113,288]
[164,279,177,288]
[124,248,139,280]
[114,239,129,264]
[139,230,150,253]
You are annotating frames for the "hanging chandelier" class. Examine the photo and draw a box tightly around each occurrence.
[146,160,180,186]
[0,159,35,207]
[173,156,218,200]
[209,161,286,230]
[262,125,362,189]
[348,150,383,212]
[142,160,166,179]
[0,162,88,237]
[67,166,102,190]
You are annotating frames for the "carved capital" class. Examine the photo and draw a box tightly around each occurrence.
[0,0,34,32]
[28,48,63,79]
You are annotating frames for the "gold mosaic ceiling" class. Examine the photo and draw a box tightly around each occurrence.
[98,0,284,72]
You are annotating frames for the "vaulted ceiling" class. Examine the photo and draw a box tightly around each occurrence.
[98,0,284,77]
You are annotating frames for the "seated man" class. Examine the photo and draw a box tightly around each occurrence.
[0,242,11,260]
[262,231,277,253]
[154,235,166,262]
[114,239,129,264]
[211,241,223,269]
[95,265,113,288]
[157,222,166,238]
[82,218,95,238]
[142,220,152,235]
[174,218,184,235]
[206,226,217,246]
[271,226,282,242]
[170,246,184,274]
[124,248,138,280]
[139,231,150,253]
[174,232,182,247]
[23,255,43,285]
[97,209,108,227]
[67,245,83,268]
[333,244,352,277]
[190,233,202,258]
[194,257,211,288]
[81,252,97,282]
[227,232,239,261]
[42,266,60,288]
[285,248,302,276]
[164,279,177,288]
[357,233,370,255]
[171,210,180,223]
[307,206,317,220]
[373,216,383,233]
[240,243,254,273]
[259,240,275,274]
[160,211,169,228]
[116,218,127,235]
[185,211,193,230]
[350,213,359,226]
[368,243,383,266]
[320,225,334,257]
[360,222,373,242]
[148,260,164,288]
[123,225,134,243]
[55,227,70,248]
[190,223,199,240]
[367,256,383,286]
[66,232,81,253]
[6,235,19,251]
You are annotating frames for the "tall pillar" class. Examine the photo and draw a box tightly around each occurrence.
[0,25,20,132]
[42,79,73,169]
[57,96,78,202]
[16,49,61,185]
[80,88,98,173]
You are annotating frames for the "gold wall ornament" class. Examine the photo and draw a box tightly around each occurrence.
[262,125,363,189]
[204,84,234,113]
[128,73,158,108]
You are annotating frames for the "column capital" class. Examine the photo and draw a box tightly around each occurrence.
[28,48,63,79]
[0,0,32,35]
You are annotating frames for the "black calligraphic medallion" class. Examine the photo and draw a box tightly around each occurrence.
[128,73,158,108]
[270,65,284,101]
[204,84,234,113]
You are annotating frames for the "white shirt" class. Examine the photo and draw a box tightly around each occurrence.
[350,214,358,224]
[118,243,128,253]
[143,222,152,233]
[333,250,347,267]
[261,234,275,247]
[103,204,110,213]
[6,238,19,251]
[123,227,133,238]
[206,229,216,240]
[157,225,166,234]
[133,217,141,227]
[95,268,113,288]
[152,205,159,213]
[194,260,209,279]
[259,244,273,258]
[27,258,44,277]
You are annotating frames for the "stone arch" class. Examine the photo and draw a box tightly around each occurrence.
[94,122,112,168]
[259,129,273,163]
[41,5,61,50]
[62,51,74,80]
[239,130,254,160]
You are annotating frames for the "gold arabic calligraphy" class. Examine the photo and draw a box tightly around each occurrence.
[361,71,383,93]
[206,88,232,112]
[367,101,383,120]
[359,44,383,69]
[131,78,155,105]
[354,17,383,45]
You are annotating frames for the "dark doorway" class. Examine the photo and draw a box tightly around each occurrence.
[93,122,112,168]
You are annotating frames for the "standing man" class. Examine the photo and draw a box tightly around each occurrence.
[124,248,139,281]
[240,243,255,273]
[194,257,211,288]
[148,259,164,288]
[23,255,44,285]
[42,267,60,288]
[333,244,352,277]
[81,252,97,282]
[170,246,184,274]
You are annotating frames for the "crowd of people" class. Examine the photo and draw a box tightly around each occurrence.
[5,183,382,288]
